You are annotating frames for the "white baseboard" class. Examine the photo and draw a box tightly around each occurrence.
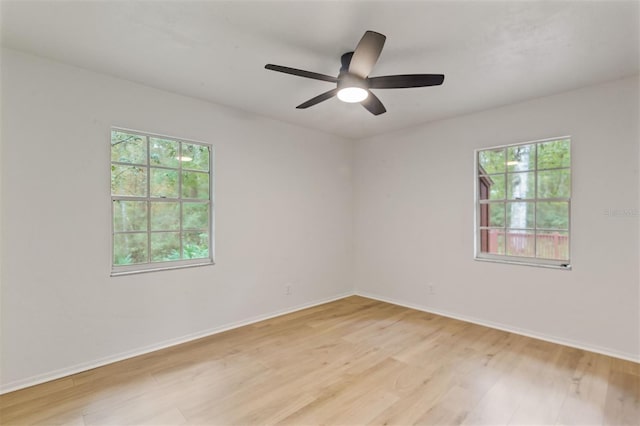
[0,291,355,395]
[356,290,640,363]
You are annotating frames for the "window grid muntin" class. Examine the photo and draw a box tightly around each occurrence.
[146,135,152,263]
[475,137,571,267]
[111,128,213,274]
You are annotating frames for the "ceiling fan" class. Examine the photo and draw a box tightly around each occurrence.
[265,30,444,116]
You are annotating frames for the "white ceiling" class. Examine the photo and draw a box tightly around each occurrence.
[2,1,639,139]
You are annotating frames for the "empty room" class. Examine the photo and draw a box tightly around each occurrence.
[1,0,639,425]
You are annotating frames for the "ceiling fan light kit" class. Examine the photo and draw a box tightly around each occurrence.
[265,30,444,115]
[337,74,369,103]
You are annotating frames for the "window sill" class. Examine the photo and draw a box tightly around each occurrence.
[474,256,571,270]
[111,260,214,277]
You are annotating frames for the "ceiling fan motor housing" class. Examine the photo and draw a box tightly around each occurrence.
[337,72,368,91]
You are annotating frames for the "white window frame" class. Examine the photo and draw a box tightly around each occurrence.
[110,127,215,276]
[474,136,572,270]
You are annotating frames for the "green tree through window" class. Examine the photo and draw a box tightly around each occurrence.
[476,137,570,267]
[111,129,213,275]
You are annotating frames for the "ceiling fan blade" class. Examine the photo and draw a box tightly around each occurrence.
[296,88,339,109]
[265,64,338,83]
[361,91,386,115]
[368,74,445,89]
[348,31,386,78]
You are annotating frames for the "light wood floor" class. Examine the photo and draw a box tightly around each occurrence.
[1,296,638,425]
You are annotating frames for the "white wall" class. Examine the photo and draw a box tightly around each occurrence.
[354,75,640,361]
[2,47,638,394]
[0,49,354,391]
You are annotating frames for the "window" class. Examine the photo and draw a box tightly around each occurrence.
[475,137,571,268]
[110,128,214,275]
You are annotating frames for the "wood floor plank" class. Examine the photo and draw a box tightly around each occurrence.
[1,296,638,426]
[555,351,611,425]
[602,370,640,426]
[506,344,572,425]
[414,384,475,425]
[0,377,75,409]
[611,357,640,376]
[367,362,460,425]
[276,358,406,425]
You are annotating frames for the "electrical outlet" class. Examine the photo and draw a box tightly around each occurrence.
[285,284,292,296]
[428,284,436,295]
